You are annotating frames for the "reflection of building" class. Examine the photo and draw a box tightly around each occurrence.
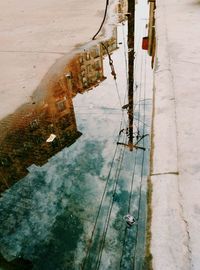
[117,0,128,22]
[144,0,156,67]
[0,88,81,192]
[101,27,118,55]
[65,45,105,96]
[64,27,118,97]
[148,0,156,56]
[0,30,118,193]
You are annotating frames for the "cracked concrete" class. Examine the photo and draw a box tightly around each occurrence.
[150,0,200,269]
[151,172,179,176]
[177,183,193,266]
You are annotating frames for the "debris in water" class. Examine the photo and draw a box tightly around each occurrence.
[46,134,56,143]
[124,214,136,227]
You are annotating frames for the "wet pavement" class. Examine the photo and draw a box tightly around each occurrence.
[0,1,152,269]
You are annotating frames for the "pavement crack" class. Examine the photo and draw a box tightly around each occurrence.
[150,171,179,176]
[177,185,193,266]
[167,31,193,268]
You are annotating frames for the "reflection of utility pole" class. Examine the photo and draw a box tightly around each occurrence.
[128,0,135,151]
[118,1,148,152]
[119,2,146,152]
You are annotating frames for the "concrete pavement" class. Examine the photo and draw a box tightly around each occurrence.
[151,0,200,269]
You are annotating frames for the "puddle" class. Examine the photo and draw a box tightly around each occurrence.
[0,0,153,269]
[0,27,121,193]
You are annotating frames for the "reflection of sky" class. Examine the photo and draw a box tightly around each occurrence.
[0,1,152,269]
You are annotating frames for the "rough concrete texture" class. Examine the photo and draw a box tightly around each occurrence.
[151,0,200,269]
[0,0,117,120]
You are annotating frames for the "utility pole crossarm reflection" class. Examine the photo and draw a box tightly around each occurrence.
[117,142,145,151]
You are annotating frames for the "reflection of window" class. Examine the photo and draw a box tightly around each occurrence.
[23,142,32,150]
[79,56,84,64]
[56,100,66,112]
[30,119,39,130]
[60,114,72,129]
[96,71,100,79]
[87,64,92,74]
[82,77,87,83]
[92,47,100,58]
[0,157,10,167]
[32,135,43,145]
[82,77,88,87]
[95,61,100,70]
[85,52,90,60]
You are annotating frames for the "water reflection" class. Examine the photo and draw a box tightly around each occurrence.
[0,25,123,270]
[0,1,152,269]
[0,30,118,193]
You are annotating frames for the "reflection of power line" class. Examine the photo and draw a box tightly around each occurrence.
[83,14,149,268]
[81,139,119,270]
[93,1,144,266]
[81,59,129,267]
[82,100,128,269]
[120,61,144,268]
[114,80,123,109]
[116,15,148,153]
[133,117,150,127]
[101,42,117,80]
[135,134,148,145]
[123,98,152,110]
[133,51,148,269]
[92,0,109,40]
[133,99,152,114]
[95,133,127,270]
[101,41,128,125]
[120,45,146,266]
[119,146,138,269]
[82,128,127,269]
[122,99,151,131]
[134,20,145,72]
[119,19,150,268]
